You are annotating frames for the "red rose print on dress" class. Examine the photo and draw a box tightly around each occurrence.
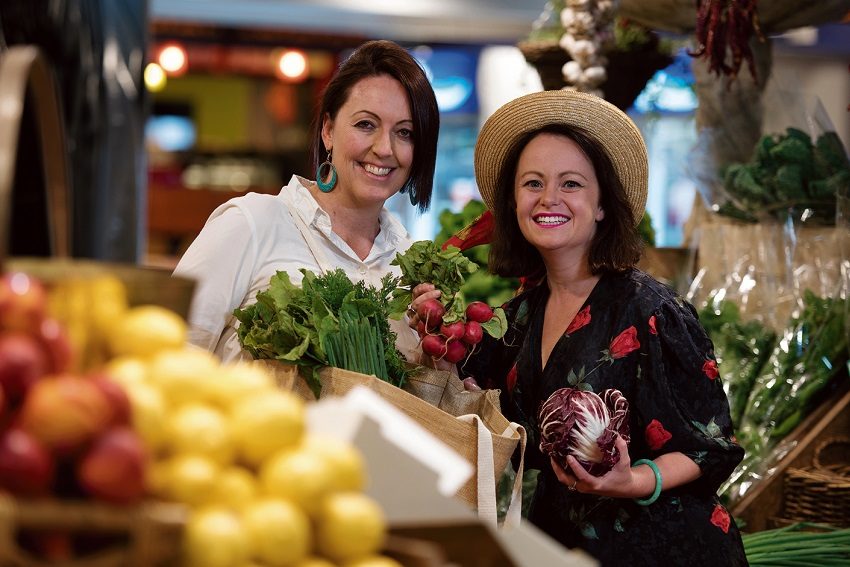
[648,315,657,335]
[565,305,592,335]
[710,504,731,533]
[506,364,518,394]
[703,359,719,380]
[644,419,672,450]
[600,326,640,362]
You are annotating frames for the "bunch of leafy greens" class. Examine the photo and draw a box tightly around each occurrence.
[389,239,508,339]
[233,268,408,398]
[720,128,850,223]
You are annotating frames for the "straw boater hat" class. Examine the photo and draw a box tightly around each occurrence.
[474,90,648,226]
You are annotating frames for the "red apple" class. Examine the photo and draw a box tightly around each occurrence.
[0,427,55,497]
[18,374,112,456]
[0,332,48,405]
[77,426,147,505]
[36,318,74,374]
[88,373,133,426]
[0,272,47,333]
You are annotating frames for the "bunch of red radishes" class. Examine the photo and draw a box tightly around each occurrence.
[390,240,507,365]
[415,300,496,363]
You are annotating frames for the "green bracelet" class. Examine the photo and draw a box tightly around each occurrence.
[632,459,662,506]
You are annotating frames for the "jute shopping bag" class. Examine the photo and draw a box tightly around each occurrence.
[255,361,525,527]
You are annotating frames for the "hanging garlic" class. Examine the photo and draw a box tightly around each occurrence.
[559,0,620,96]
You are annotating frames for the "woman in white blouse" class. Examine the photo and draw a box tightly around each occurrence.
[173,40,440,362]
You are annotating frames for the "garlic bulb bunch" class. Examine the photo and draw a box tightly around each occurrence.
[558,0,619,96]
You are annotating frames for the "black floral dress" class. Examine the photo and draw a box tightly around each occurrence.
[462,269,748,567]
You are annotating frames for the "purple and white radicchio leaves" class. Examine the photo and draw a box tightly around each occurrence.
[538,387,631,477]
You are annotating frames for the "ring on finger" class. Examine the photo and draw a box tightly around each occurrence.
[569,479,577,491]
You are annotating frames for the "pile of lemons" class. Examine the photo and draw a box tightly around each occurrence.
[103,304,401,567]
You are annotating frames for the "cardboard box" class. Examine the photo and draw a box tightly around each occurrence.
[309,387,597,567]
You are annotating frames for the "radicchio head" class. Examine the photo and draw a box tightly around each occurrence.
[538,387,631,476]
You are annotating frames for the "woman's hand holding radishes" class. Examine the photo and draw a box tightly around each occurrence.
[389,241,508,367]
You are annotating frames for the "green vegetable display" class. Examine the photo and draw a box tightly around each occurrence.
[738,291,848,441]
[233,269,409,397]
[699,299,776,425]
[716,291,849,505]
[743,523,850,566]
[433,200,518,308]
[719,128,850,223]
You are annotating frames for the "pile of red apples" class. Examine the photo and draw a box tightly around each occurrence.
[0,271,147,506]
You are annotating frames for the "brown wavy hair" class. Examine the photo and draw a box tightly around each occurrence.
[488,124,643,278]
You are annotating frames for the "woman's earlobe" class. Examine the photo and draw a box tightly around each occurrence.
[320,114,334,147]
[596,207,605,222]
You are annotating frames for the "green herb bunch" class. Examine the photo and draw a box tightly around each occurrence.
[233,268,409,398]
[743,523,850,566]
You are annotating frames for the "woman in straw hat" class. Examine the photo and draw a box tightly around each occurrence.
[410,90,746,565]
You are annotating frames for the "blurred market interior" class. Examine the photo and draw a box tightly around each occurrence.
[1,0,849,268]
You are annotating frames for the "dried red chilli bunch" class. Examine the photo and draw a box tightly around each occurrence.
[689,0,765,82]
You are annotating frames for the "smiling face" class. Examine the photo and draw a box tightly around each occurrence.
[513,132,605,262]
[321,74,414,210]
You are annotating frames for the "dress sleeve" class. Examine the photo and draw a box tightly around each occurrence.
[173,203,257,352]
[636,298,744,494]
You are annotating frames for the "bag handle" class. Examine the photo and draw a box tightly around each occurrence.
[457,415,526,529]
[458,414,498,526]
[0,46,71,267]
[280,185,333,275]
[503,422,526,528]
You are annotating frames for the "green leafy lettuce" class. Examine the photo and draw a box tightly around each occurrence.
[233,269,409,398]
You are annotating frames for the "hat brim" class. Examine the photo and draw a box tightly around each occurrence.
[474,90,648,225]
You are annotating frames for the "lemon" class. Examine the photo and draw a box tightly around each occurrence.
[208,466,258,512]
[242,499,311,567]
[184,507,250,567]
[207,362,276,411]
[108,305,186,358]
[301,435,366,492]
[231,391,305,467]
[89,275,129,351]
[162,454,220,508]
[166,403,234,465]
[124,381,167,454]
[343,557,403,567]
[315,492,386,563]
[148,348,219,407]
[146,459,172,500]
[296,558,337,567]
[259,448,336,517]
[104,355,150,388]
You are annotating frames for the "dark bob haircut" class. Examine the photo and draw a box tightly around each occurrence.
[489,124,643,278]
[309,40,439,212]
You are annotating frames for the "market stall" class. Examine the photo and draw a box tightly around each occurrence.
[2,0,850,563]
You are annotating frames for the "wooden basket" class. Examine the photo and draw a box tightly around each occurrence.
[516,39,672,111]
[0,498,187,567]
[783,437,850,527]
